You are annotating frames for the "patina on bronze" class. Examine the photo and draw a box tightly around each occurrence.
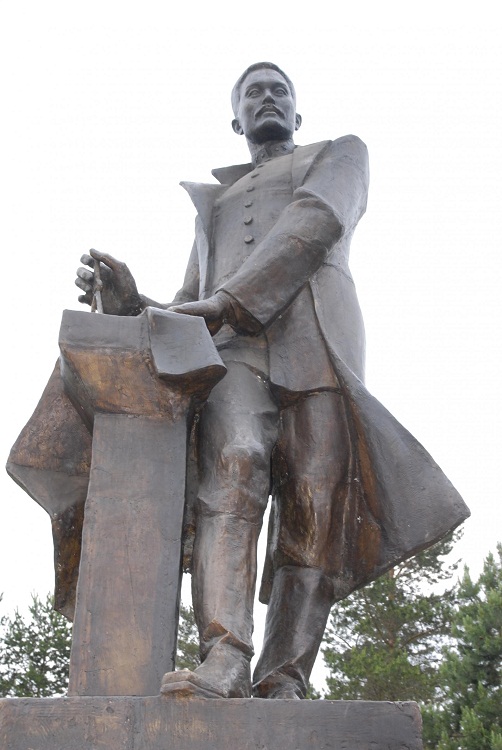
[8,62,469,703]
[9,309,227,697]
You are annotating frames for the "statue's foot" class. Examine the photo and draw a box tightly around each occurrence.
[160,669,226,699]
[263,685,302,699]
[161,643,251,699]
[253,673,304,700]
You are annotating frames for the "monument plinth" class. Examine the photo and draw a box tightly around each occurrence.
[0,696,423,750]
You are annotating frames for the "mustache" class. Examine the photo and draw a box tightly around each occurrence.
[256,105,283,119]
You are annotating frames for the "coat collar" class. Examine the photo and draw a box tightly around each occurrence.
[210,140,330,188]
[181,141,331,236]
[211,163,253,185]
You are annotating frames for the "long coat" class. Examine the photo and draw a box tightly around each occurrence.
[177,136,470,603]
[7,137,470,617]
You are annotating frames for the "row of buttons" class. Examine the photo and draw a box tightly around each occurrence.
[241,162,267,244]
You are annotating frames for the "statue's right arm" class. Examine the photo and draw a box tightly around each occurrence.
[75,241,200,315]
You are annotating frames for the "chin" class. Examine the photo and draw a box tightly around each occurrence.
[253,123,292,143]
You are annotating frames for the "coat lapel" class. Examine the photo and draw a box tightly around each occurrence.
[181,165,253,298]
[180,182,227,298]
[180,181,227,238]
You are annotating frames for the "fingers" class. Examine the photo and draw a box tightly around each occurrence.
[80,249,123,271]
[89,248,124,271]
[76,261,111,292]
[167,299,225,336]
[77,267,93,283]
[168,302,200,315]
[80,253,95,268]
[168,299,221,316]
[75,270,93,293]
[168,304,223,335]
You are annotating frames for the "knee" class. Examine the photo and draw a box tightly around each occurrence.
[219,440,270,483]
[198,440,271,520]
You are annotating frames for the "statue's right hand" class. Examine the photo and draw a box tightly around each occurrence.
[75,249,143,316]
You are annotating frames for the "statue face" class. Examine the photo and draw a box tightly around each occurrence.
[233,68,300,144]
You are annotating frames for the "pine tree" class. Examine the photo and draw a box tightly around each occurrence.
[322,531,461,704]
[0,593,72,697]
[176,603,200,671]
[0,595,201,697]
[431,545,502,750]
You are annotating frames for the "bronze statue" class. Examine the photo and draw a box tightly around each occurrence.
[72,62,469,700]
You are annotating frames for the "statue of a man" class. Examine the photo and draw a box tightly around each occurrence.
[76,62,468,700]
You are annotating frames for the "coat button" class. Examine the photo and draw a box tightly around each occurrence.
[244,216,253,225]
[244,235,254,244]
[246,186,255,192]
[250,173,259,178]
[244,200,253,207]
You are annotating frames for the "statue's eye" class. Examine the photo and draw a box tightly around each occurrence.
[275,87,287,96]
[246,88,260,98]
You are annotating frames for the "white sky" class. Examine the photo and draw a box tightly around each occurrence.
[1,1,500,690]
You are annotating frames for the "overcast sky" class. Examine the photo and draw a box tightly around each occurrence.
[1,2,500,689]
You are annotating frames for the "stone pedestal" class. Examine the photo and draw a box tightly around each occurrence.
[0,696,423,750]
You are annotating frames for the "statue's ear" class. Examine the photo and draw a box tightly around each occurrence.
[232,118,244,136]
[295,113,302,131]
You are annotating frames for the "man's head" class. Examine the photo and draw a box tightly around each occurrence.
[231,62,302,144]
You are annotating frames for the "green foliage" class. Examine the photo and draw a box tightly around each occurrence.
[431,544,502,750]
[0,593,72,697]
[307,684,322,699]
[176,603,200,671]
[0,595,201,696]
[322,532,461,703]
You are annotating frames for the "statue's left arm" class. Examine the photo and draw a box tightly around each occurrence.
[219,135,369,332]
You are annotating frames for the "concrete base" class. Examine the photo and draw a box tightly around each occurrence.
[0,695,422,750]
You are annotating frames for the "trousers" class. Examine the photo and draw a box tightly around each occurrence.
[191,361,350,694]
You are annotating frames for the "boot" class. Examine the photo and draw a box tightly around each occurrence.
[162,514,257,699]
[253,565,334,699]
[161,638,251,698]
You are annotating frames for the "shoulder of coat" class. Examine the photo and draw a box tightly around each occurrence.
[330,134,368,156]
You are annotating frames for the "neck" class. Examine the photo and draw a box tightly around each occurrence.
[247,138,296,166]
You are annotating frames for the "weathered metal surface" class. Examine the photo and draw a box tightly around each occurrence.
[6,362,92,619]
[67,415,187,696]
[58,310,225,696]
[0,696,423,750]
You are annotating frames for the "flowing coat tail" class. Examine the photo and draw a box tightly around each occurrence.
[260,348,470,604]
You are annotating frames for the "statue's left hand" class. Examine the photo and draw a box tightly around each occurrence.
[168,292,231,336]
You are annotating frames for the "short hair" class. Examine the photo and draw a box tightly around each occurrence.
[231,62,296,116]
